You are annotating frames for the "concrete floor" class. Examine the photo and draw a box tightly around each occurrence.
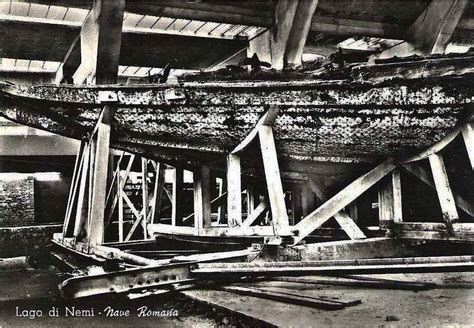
[0,267,473,327]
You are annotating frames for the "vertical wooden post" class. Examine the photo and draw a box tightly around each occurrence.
[194,166,212,234]
[88,107,112,245]
[73,143,90,241]
[378,168,403,229]
[285,0,320,66]
[258,125,290,235]
[141,158,149,239]
[227,154,242,227]
[117,170,124,242]
[218,178,227,224]
[63,142,85,237]
[246,185,256,217]
[151,162,166,224]
[429,153,459,229]
[172,166,184,226]
[392,169,403,222]
[291,185,302,225]
[74,0,126,84]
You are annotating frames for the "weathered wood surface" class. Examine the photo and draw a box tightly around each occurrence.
[192,255,474,275]
[0,73,470,169]
[220,285,356,310]
[429,153,459,226]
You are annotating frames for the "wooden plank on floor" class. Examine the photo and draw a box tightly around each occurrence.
[271,276,436,291]
[221,286,349,310]
[193,255,474,276]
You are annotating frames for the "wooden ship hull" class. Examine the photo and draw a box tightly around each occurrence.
[0,66,472,181]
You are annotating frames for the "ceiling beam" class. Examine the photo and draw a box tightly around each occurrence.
[311,15,404,39]
[285,0,319,67]
[0,14,247,71]
[249,0,320,69]
[73,0,126,84]
[14,0,407,39]
[409,0,469,54]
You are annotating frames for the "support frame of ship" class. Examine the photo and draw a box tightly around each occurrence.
[51,94,474,300]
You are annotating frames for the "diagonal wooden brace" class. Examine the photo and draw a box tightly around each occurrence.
[293,159,396,244]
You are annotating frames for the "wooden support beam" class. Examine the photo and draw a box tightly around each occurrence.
[409,0,468,54]
[73,143,90,241]
[93,245,156,266]
[378,169,403,230]
[220,286,353,310]
[248,0,318,69]
[172,166,184,226]
[193,255,474,276]
[227,154,242,227]
[218,178,227,224]
[402,162,474,217]
[105,151,124,207]
[307,178,366,240]
[63,141,85,237]
[105,154,135,227]
[462,122,474,170]
[125,211,152,242]
[148,223,276,237]
[285,0,319,67]
[87,107,112,246]
[429,153,459,229]
[241,199,269,228]
[333,213,367,240]
[398,126,462,164]
[271,276,436,291]
[293,159,396,244]
[392,222,474,241]
[117,171,124,242]
[258,125,290,236]
[183,192,228,223]
[194,166,212,234]
[73,0,125,84]
[55,33,80,84]
[231,105,280,154]
[151,162,166,224]
[141,158,149,239]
